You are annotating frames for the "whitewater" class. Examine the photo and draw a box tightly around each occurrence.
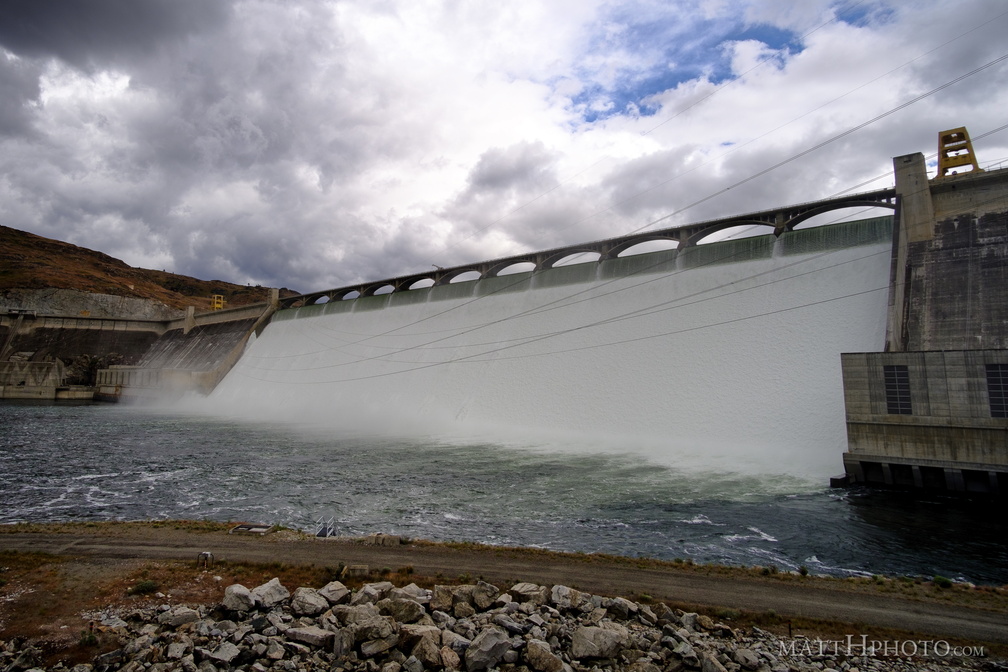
[209,219,892,479]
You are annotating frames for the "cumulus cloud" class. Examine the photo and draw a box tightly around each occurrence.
[0,0,1006,293]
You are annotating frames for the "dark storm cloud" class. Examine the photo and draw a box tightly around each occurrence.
[0,54,42,136]
[0,0,233,68]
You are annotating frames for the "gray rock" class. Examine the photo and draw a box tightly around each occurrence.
[410,632,442,668]
[398,623,441,649]
[318,580,351,605]
[402,655,424,672]
[351,581,395,605]
[606,597,638,620]
[464,627,512,672]
[525,639,564,672]
[389,583,431,604]
[291,587,329,616]
[701,652,729,672]
[509,582,549,604]
[166,642,189,659]
[158,606,201,627]
[265,641,285,660]
[208,642,240,664]
[570,625,627,659]
[251,578,290,608]
[440,645,461,670]
[492,613,526,635]
[550,585,584,610]
[441,628,471,653]
[430,585,455,612]
[471,581,500,610]
[377,597,426,623]
[222,584,255,612]
[734,648,760,670]
[673,640,699,668]
[353,615,399,657]
[287,625,335,648]
[333,602,381,624]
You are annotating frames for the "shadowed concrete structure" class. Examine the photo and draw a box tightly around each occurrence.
[0,292,279,400]
[840,151,1008,495]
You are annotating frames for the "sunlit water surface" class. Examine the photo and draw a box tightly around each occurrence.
[2,401,1006,585]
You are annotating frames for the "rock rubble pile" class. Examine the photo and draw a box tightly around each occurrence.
[1,577,992,672]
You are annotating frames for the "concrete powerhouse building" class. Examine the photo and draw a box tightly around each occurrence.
[840,130,1008,495]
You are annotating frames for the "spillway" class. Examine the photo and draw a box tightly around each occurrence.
[209,218,893,478]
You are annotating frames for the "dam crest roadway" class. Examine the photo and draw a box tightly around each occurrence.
[283,187,896,307]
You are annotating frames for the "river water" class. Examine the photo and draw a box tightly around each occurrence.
[2,400,1006,585]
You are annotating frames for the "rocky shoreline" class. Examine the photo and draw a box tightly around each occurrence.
[1,575,997,672]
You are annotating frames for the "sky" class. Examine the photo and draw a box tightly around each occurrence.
[1,0,1006,294]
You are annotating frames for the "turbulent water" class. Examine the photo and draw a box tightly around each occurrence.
[4,221,1006,584]
[2,401,1006,585]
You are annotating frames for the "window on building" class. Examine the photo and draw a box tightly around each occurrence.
[987,363,1008,418]
[883,365,912,415]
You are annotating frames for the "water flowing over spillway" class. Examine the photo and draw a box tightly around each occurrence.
[210,219,893,478]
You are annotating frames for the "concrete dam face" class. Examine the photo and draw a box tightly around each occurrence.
[209,218,893,478]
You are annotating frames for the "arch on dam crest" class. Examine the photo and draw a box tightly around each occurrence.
[276,186,898,310]
[545,250,602,267]
[610,235,680,257]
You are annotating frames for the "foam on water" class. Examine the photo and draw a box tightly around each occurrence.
[209,229,892,478]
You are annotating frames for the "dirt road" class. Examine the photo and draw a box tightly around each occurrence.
[2,527,1005,646]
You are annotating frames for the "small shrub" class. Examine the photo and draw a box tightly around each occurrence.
[798,565,809,577]
[933,575,953,589]
[715,607,741,620]
[379,567,392,577]
[638,593,653,604]
[128,579,159,595]
[399,565,414,576]
[79,630,99,647]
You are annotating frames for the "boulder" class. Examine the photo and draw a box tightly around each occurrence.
[208,642,240,664]
[570,625,627,659]
[411,632,442,668]
[351,581,395,605]
[606,597,638,620]
[509,582,550,604]
[701,652,729,672]
[251,578,290,608]
[441,629,471,653]
[290,587,329,616]
[464,627,512,672]
[376,597,426,623]
[471,581,500,610]
[525,639,564,672]
[222,584,256,612]
[440,645,461,670]
[550,585,584,610]
[319,581,351,605]
[332,603,381,625]
[389,583,431,604]
[158,606,201,627]
[734,648,760,670]
[287,625,335,649]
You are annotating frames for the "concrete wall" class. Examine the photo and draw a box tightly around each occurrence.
[842,351,1007,470]
[841,157,1008,494]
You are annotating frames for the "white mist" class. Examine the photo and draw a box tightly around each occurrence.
[208,231,891,479]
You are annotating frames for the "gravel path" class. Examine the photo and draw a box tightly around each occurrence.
[1,528,1005,646]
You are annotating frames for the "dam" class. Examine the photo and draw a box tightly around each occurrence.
[4,133,1006,491]
[210,218,894,477]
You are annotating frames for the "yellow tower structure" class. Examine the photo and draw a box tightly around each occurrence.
[211,294,225,310]
[935,127,983,179]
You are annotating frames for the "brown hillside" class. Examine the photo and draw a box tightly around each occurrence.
[0,225,299,310]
